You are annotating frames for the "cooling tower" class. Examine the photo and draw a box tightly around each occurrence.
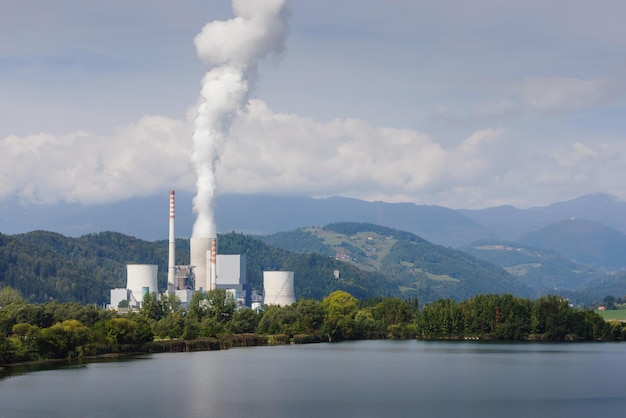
[168,190,176,294]
[263,271,295,306]
[127,264,158,303]
[190,237,210,291]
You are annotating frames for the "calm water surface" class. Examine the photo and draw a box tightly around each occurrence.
[1,340,626,417]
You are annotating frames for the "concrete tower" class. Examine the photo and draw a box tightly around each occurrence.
[190,237,210,292]
[263,271,296,306]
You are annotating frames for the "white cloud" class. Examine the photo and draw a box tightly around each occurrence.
[0,116,194,204]
[472,99,519,119]
[520,76,620,113]
[220,100,448,200]
[3,98,626,210]
[551,142,615,168]
[431,104,463,125]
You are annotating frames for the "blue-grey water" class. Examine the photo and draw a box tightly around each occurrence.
[1,340,626,418]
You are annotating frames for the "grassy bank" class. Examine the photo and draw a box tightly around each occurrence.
[598,309,626,321]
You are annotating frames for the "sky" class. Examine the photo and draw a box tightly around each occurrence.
[1,0,625,210]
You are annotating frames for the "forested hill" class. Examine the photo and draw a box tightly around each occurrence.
[257,222,533,302]
[0,230,395,305]
[0,231,171,304]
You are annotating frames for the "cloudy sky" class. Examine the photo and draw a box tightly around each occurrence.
[1,0,625,209]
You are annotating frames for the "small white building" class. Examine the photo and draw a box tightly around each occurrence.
[109,288,129,310]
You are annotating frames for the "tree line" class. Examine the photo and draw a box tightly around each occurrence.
[1,286,623,366]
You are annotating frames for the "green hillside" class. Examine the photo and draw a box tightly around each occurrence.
[0,231,176,304]
[0,230,394,305]
[462,239,604,293]
[259,222,532,302]
[520,219,626,271]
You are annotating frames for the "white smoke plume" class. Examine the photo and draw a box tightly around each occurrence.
[191,0,290,238]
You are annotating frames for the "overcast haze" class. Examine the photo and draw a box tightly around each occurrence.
[2,0,625,210]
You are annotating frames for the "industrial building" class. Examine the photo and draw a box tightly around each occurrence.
[109,191,251,310]
[108,190,293,311]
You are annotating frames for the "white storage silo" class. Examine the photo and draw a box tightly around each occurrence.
[263,271,295,306]
[126,264,158,304]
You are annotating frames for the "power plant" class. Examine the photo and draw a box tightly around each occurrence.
[105,2,293,312]
[108,190,293,310]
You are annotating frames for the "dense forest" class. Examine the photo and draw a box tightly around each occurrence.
[1,226,623,312]
[1,286,623,366]
[0,231,394,305]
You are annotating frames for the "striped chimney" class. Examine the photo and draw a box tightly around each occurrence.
[167,190,176,294]
[210,238,217,290]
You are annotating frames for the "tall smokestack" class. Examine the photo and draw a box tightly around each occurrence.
[168,190,176,294]
[209,238,217,291]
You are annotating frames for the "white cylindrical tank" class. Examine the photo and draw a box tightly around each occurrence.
[263,271,295,306]
[127,264,158,303]
[190,237,210,291]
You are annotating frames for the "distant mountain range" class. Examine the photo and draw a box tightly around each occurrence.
[2,218,624,306]
[257,222,533,303]
[520,219,626,271]
[458,193,626,241]
[3,192,626,249]
[3,192,626,301]
[258,221,626,306]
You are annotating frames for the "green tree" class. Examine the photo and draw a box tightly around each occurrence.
[0,287,24,307]
[256,305,298,336]
[103,318,132,345]
[182,320,200,340]
[153,312,184,339]
[141,293,164,321]
[373,298,415,327]
[187,291,209,322]
[294,299,325,335]
[38,320,91,359]
[161,293,182,315]
[532,295,570,339]
[322,291,359,341]
[353,308,380,339]
[228,308,260,334]
[205,289,236,323]
[418,298,463,338]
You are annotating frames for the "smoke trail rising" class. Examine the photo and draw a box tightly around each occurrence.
[191,0,290,238]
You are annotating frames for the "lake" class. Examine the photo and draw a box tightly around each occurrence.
[1,340,626,417]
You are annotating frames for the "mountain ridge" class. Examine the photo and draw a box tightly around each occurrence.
[257,222,533,303]
[4,192,626,248]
